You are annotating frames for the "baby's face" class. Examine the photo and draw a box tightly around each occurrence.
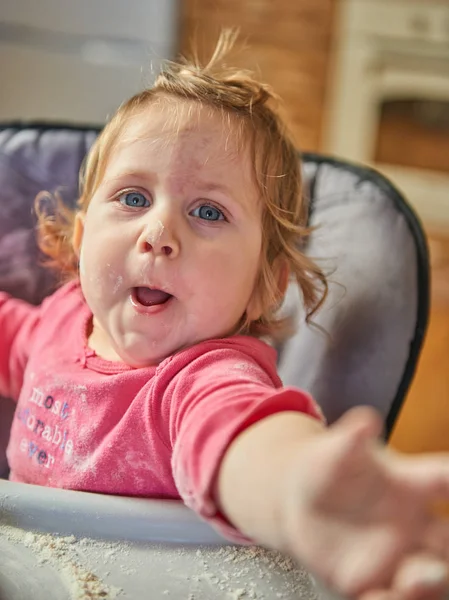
[75,101,263,366]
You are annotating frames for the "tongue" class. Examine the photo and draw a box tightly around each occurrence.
[135,287,171,307]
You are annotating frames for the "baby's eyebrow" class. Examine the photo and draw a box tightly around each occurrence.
[102,170,155,186]
[196,181,233,196]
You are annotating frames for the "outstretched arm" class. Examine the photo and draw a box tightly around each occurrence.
[0,292,40,399]
[215,406,449,600]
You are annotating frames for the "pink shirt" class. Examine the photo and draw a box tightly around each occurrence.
[0,281,322,540]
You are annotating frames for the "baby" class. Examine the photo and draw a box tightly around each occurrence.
[1,33,449,600]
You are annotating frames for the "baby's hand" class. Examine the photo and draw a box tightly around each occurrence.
[280,407,449,599]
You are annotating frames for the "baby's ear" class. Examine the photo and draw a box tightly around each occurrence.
[72,212,85,258]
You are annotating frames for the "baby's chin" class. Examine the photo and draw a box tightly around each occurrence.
[108,320,245,367]
[114,343,171,368]
[119,341,191,367]
[115,337,210,367]
[113,333,196,367]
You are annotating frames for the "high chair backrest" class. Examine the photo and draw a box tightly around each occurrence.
[0,124,429,477]
[278,154,429,437]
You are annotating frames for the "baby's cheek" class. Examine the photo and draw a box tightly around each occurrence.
[79,248,110,300]
[205,286,248,329]
[79,249,87,277]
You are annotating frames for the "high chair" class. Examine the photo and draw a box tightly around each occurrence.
[0,123,429,599]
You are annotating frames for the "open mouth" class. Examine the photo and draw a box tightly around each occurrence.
[132,287,173,307]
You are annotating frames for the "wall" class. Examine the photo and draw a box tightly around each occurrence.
[0,0,178,123]
[180,0,338,151]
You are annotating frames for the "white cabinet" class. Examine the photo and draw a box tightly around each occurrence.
[0,0,179,123]
[324,0,449,227]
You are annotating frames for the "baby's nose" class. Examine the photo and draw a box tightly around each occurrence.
[144,241,173,256]
[140,219,179,257]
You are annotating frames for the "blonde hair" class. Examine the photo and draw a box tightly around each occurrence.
[36,30,327,340]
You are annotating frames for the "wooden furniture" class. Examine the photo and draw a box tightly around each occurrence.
[391,230,449,454]
[180,0,337,151]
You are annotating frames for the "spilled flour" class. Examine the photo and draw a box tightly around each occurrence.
[186,545,318,600]
[0,524,318,599]
[0,525,122,600]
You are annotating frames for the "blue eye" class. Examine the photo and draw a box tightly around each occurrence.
[191,205,225,221]
[119,191,150,208]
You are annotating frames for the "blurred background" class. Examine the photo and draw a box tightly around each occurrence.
[0,0,448,454]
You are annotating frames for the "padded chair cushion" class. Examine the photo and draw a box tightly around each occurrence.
[278,159,427,431]
[0,126,98,304]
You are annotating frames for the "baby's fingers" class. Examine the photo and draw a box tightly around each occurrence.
[423,519,449,561]
[328,407,384,467]
[392,554,448,600]
[386,452,449,500]
[360,589,442,600]
[360,591,401,600]
[360,556,448,600]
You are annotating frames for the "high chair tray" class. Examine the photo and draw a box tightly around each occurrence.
[0,480,319,599]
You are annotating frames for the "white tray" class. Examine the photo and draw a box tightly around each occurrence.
[0,480,321,600]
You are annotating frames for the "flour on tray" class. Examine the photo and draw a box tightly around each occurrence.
[0,524,122,600]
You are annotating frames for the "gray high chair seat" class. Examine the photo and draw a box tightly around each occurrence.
[278,155,429,434]
[0,123,429,600]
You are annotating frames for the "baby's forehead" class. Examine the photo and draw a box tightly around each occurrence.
[115,98,248,162]
[95,97,262,209]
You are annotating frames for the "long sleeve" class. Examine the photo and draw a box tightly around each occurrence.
[0,292,41,400]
